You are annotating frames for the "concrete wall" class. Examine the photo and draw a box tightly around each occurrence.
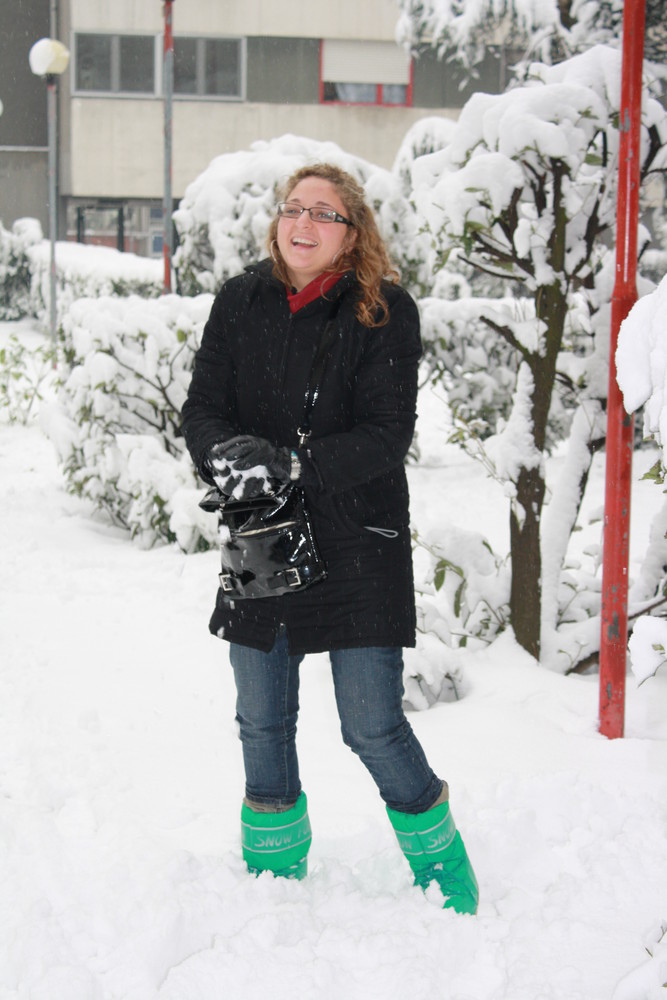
[69,0,400,41]
[68,98,455,198]
[0,1,49,147]
[0,151,49,231]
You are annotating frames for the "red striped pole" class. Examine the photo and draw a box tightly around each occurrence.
[599,0,646,738]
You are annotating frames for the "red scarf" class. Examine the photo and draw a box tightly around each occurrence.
[287,272,344,313]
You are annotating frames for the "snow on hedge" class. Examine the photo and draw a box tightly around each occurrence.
[41,293,216,552]
[28,239,163,326]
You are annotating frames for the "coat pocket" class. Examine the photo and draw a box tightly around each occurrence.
[326,474,410,537]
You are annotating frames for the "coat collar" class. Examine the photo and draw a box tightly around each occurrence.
[246,258,356,307]
[286,271,344,313]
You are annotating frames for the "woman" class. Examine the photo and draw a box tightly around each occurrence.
[181,164,478,914]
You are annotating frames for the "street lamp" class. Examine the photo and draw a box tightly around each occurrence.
[28,37,70,342]
[163,0,174,293]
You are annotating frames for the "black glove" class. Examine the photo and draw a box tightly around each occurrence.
[205,441,273,500]
[214,435,292,483]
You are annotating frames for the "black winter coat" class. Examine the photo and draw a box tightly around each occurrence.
[181,260,422,654]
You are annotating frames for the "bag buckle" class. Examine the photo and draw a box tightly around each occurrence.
[285,568,302,587]
[219,573,236,592]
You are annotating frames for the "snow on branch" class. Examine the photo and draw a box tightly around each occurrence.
[395,0,628,69]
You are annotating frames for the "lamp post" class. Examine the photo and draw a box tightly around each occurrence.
[28,37,70,342]
[163,0,174,293]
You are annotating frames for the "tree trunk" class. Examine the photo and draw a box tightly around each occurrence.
[509,168,569,660]
[509,464,546,659]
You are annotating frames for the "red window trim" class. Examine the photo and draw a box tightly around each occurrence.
[318,40,414,108]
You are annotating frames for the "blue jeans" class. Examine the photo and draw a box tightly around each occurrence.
[229,629,443,814]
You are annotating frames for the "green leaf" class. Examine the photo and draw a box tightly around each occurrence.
[641,460,665,486]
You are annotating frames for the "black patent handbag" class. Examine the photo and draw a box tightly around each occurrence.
[199,483,326,598]
[198,300,341,600]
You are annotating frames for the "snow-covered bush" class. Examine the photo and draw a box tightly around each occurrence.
[419,292,521,440]
[617,272,667,678]
[0,217,42,320]
[0,332,55,424]
[27,241,163,328]
[618,272,667,476]
[173,133,422,295]
[405,523,510,707]
[391,118,460,296]
[42,293,217,551]
[393,116,458,196]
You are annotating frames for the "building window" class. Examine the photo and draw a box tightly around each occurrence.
[66,201,165,257]
[174,37,245,99]
[119,35,154,93]
[74,34,156,94]
[174,38,197,94]
[75,34,112,92]
[320,40,412,106]
[74,34,244,99]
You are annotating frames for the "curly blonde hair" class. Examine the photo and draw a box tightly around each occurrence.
[267,163,399,328]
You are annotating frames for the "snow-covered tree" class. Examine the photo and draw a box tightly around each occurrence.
[396,0,667,73]
[410,46,667,660]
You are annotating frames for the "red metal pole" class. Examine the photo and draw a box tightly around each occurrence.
[163,0,174,293]
[599,0,646,739]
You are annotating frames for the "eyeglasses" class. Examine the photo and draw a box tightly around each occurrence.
[277,202,353,226]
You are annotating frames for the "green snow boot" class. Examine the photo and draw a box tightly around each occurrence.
[241,791,312,880]
[387,799,479,914]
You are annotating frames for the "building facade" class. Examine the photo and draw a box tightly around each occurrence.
[0,0,50,228]
[0,0,514,256]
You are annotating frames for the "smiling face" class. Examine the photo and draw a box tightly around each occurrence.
[275,176,356,291]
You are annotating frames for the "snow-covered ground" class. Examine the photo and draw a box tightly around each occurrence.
[1,319,666,1000]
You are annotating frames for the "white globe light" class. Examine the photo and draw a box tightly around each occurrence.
[29,38,70,77]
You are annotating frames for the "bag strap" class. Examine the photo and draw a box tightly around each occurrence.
[298,297,343,445]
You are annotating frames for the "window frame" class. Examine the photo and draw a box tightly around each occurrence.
[172,35,246,101]
[72,32,246,102]
[318,40,413,108]
[72,32,159,97]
